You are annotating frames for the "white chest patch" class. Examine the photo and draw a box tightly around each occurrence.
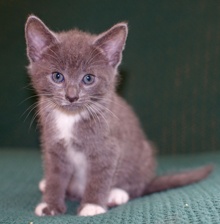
[53,109,87,196]
[54,110,81,145]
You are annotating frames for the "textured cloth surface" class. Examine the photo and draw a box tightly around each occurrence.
[0,149,219,224]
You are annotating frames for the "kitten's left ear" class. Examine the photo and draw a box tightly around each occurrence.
[94,22,128,68]
[25,15,58,62]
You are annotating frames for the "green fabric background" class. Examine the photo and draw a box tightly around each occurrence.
[0,0,219,154]
[0,1,219,222]
[0,149,219,224]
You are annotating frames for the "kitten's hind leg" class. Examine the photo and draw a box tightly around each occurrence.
[107,188,129,207]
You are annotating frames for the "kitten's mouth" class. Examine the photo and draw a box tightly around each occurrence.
[49,97,87,113]
[59,102,85,113]
[61,103,81,111]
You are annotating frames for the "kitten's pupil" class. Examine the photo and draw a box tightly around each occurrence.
[83,74,95,85]
[52,72,64,83]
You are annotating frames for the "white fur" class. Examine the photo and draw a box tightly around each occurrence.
[39,179,46,192]
[79,204,106,216]
[54,109,87,196]
[107,188,129,206]
[54,110,81,145]
[66,149,87,196]
[35,202,49,216]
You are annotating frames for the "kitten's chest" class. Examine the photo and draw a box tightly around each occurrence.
[54,110,80,145]
[53,110,87,196]
[53,110,85,165]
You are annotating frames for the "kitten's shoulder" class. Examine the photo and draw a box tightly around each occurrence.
[113,94,139,120]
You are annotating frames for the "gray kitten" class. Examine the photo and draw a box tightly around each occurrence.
[24,15,212,217]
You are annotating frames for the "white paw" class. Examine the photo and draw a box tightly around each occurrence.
[35,202,51,216]
[79,204,106,216]
[39,179,46,192]
[107,188,129,207]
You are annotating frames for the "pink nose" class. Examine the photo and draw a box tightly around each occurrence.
[65,95,79,103]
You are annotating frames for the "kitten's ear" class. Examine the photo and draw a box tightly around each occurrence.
[94,22,128,68]
[25,15,58,62]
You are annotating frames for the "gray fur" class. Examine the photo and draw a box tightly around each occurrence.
[25,15,212,216]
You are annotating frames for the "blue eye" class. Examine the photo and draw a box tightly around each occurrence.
[52,72,64,83]
[82,74,95,85]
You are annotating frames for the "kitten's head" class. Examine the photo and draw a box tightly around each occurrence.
[25,15,128,113]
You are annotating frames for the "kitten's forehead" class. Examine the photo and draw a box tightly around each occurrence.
[58,30,95,57]
[54,30,103,71]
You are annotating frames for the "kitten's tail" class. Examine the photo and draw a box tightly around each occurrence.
[143,165,213,195]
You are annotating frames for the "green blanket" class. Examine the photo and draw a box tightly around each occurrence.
[0,149,219,224]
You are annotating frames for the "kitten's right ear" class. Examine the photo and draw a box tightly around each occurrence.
[25,15,58,62]
[93,22,128,69]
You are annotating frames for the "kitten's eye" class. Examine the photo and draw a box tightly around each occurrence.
[82,74,95,85]
[52,72,64,83]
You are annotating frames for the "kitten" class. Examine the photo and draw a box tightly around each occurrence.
[25,15,212,217]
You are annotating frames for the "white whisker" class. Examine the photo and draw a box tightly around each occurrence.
[29,100,55,131]
[87,104,101,125]
[84,104,98,124]
[91,96,126,109]
[89,103,109,129]
[94,102,119,120]
[21,102,39,121]
[19,93,52,105]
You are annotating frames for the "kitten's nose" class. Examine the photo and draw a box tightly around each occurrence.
[66,86,79,103]
[65,95,79,103]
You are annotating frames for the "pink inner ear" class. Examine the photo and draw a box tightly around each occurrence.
[101,39,122,67]
[94,24,128,68]
[29,31,48,52]
[104,39,121,58]
[25,16,58,62]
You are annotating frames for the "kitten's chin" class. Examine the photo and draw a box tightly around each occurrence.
[60,104,83,114]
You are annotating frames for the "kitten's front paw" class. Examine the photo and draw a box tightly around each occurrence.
[35,202,66,216]
[107,188,129,207]
[78,204,106,216]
